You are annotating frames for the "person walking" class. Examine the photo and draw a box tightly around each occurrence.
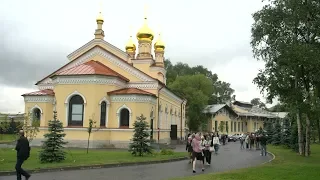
[15,130,31,180]
[191,133,205,173]
[240,136,245,149]
[260,134,268,156]
[245,134,249,149]
[203,135,212,165]
[212,133,220,155]
[186,136,193,163]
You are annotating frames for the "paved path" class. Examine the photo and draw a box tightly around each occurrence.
[0,142,272,180]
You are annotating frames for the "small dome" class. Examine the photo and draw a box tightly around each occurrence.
[136,18,154,41]
[125,36,136,51]
[154,34,165,51]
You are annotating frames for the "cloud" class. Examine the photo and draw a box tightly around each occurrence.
[0,0,270,113]
[0,23,68,88]
[0,85,36,113]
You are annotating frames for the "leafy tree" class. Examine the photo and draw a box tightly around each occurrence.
[250,98,266,109]
[169,74,213,131]
[86,115,99,154]
[272,121,282,145]
[251,0,320,156]
[22,112,40,143]
[165,59,234,105]
[269,103,288,112]
[218,121,225,133]
[0,115,10,139]
[129,114,152,156]
[39,111,67,163]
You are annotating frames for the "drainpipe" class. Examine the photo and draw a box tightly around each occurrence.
[157,85,164,144]
[180,100,186,140]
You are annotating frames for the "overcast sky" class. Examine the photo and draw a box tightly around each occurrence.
[0,0,271,113]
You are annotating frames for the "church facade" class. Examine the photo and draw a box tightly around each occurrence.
[22,11,187,148]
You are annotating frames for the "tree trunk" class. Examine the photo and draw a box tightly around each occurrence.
[295,73,304,156]
[87,133,91,154]
[296,111,304,155]
[305,115,311,156]
[317,118,320,143]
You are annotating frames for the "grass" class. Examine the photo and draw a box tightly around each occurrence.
[171,144,320,180]
[0,134,17,143]
[0,147,186,172]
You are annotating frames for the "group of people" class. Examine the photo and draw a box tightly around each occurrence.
[185,132,220,173]
[240,133,268,156]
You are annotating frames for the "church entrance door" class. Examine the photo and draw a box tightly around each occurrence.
[170,125,177,140]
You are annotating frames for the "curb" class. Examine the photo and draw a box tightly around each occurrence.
[0,156,188,176]
[261,151,275,165]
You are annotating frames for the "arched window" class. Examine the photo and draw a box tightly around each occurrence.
[68,95,84,126]
[33,108,41,121]
[100,101,107,127]
[119,108,130,128]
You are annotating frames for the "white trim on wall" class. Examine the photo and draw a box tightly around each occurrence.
[116,104,132,128]
[64,91,87,104]
[110,94,157,104]
[29,104,43,122]
[52,75,127,88]
[39,127,171,132]
[24,96,54,103]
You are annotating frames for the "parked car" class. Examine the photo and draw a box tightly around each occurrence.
[232,134,242,140]
[228,135,237,142]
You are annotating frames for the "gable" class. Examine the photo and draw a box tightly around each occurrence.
[67,39,129,62]
[37,46,155,85]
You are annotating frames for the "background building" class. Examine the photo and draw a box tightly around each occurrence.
[204,101,287,134]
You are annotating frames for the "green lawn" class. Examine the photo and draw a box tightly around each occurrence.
[0,134,17,143]
[171,144,320,180]
[0,147,186,172]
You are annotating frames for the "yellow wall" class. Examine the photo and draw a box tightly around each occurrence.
[24,101,53,127]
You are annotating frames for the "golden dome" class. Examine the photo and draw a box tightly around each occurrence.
[96,12,103,21]
[154,33,165,50]
[136,17,154,42]
[125,36,136,51]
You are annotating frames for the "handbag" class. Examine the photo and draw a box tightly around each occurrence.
[209,147,215,152]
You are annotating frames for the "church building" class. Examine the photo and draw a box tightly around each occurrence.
[21,9,187,148]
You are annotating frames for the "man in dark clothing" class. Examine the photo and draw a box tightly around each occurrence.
[260,134,267,156]
[15,130,31,180]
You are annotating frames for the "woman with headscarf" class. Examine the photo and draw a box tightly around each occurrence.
[191,133,205,173]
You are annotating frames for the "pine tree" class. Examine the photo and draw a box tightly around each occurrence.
[290,122,299,152]
[271,120,282,145]
[265,121,274,143]
[128,114,153,156]
[39,111,67,163]
[281,118,291,147]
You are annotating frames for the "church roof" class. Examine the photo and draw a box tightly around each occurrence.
[108,88,156,97]
[52,60,129,82]
[22,89,55,96]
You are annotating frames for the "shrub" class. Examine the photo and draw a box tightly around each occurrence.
[160,148,174,155]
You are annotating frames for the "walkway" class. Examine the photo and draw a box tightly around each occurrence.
[1,142,272,180]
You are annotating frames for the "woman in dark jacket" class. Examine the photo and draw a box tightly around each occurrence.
[186,136,193,163]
